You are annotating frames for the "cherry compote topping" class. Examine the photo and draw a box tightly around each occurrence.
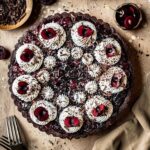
[111,74,123,88]
[17,81,29,95]
[64,116,80,127]
[34,107,49,121]
[92,104,106,117]
[20,49,34,62]
[105,44,117,57]
[41,28,57,40]
[78,25,93,37]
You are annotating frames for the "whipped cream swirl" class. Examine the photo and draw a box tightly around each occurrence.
[39,23,66,49]
[16,44,44,73]
[12,75,41,102]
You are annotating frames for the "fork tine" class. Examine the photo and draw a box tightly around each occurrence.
[0,137,11,150]
[6,117,12,145]
[0,142,11,150]
[10,116,17,144]
[12,116,22,144]
[0,136,9,143]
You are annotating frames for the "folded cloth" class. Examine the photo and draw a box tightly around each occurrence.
[92,75,150,150]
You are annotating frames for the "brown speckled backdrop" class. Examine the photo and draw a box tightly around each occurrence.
[0,0,150,150]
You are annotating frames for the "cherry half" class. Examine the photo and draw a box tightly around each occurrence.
[17,81,29,95]
[20,49,34,62]
[78,25,94,37]
[124,16,135,29]
[92,104,106,117]
[34,107,49,121]
[111,74,123,88]
[105,44,117,57]
[41,28,57,40]
[64,116,80,127]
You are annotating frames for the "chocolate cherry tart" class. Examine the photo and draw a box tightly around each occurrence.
[8,12,132,139]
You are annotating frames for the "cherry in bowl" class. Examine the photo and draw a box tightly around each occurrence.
[115,3,143,30]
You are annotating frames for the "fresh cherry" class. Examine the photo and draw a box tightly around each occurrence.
[64,117,80,127]
[124,16,135,29]
[34,107,49,121]
[17,81,28,95]
[92,104,106,117]
[20,49,34,62]
[111,74,123,88]
[105,44,116,57]
[115,3,142,30]
[78,25,94,37]
[41,28,57,40]
[0,46,10,60]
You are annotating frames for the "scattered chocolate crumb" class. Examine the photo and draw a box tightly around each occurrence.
[49,140,54,145]
[138,43,140,48]
[64,9,69,12]
[34,146,38,149]
[146,54,149,57]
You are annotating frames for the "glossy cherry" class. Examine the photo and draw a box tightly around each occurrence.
[78,25,93,37]
[34,107,49,121]
[111,74,123,88]
[20,49,34,62]
[0,46,10,60]
[64,116,80,127]
[92,104,106,117]
[124,16,135,29]
[106,44,116,57]
[41,28,57,40]
[17,81,29,95]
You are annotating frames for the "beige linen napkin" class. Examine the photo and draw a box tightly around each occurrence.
[92,75,150,150]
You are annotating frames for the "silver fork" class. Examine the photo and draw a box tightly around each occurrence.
[0,136,11,150]
[6,116,27,150]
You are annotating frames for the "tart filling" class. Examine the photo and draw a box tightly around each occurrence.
[16,44,44,73]
[59,106,84,133]
[99,66,127,94]
[12,75,41,102]
[39,23,66,49]
[29,100,57,125]
[94,38,122,65]
[71,21,97,47]
[85,95,113,123]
